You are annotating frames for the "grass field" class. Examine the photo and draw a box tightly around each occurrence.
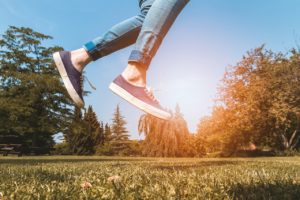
[0,156,299,200]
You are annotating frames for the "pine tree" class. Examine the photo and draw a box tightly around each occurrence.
[66,120,94,155]
[110,104,130,154]
[98,122,104,145]
[83,105,104,147]
[111,105,129,141]
[104,123,112,142]
[62,73,93,154]
[64,105,92,155]
[84,106,100,130]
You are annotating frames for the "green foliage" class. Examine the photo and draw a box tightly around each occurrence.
[65,119,94,155]
[96,140,142,156]
[95,123,115,155]
[84,106,105,149]
[111,105,129,141]
[95,142,114,156]
[109,105,130,154]
[64,106,105,155]
[103,123,112,142]
[197,46,300,153]
[125,140,143,156]
[0,156,299,199]
[0,26,74,147]
[62,105,136,156]
[53,142,72,155]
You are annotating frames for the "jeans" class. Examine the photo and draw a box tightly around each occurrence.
[83,0,189,69]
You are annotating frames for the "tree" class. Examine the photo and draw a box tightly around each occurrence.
[0,26,74,147]
[196,46,300,153]
[95,122,114,156]
[84,105,104,148]
[64,106,92,155]
[110,104,130,154]
[196,107,228,153]
[111,105,129,141]
[138,105,197,157]
[104,123,112,142]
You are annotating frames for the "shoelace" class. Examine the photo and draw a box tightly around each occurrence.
[83,75,97,90]
[144,87,160,104]
[81,75,162,105]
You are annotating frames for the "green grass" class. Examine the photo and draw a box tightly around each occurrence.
[0,156,299,199]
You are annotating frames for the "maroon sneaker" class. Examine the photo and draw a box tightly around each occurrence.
[109,75,171,120]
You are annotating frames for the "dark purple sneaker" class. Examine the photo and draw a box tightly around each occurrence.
[53,51,84,107]
[109,75,171,120]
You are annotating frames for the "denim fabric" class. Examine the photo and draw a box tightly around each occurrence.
[84,0,189,68]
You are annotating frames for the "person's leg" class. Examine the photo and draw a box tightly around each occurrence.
[53,0,154,107]
[71,0,155,73]
[122,0,190,87]
[110,0,189,119]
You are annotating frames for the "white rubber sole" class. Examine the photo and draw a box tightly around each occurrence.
[109,82,171,120]
[53,52,84,108]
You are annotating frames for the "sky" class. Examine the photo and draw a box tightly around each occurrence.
[1,0,300,140]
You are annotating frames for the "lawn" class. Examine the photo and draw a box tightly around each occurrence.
[0,156,299,199]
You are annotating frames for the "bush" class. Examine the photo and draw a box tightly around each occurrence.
[95,143,114,156]
[274,149,300,157]
[53,142,72,155]
[96,141,142,156]
[119,140,142,156]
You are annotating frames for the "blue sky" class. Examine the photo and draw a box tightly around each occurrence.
[1,0,300,140]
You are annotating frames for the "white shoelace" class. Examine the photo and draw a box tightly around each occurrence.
[82,75,163,105]
[144,86,160,103]
[83,75,97,90]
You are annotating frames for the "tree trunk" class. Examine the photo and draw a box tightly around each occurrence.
[281,130,299,150]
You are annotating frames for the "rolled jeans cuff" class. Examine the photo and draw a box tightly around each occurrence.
[83,41,99,61]
[128,50,152,69]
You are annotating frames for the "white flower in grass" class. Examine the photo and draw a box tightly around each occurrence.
[0,192,3,197]
[81,181,92,189]
[107,175,121,183]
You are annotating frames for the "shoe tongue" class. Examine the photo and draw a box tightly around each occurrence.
[146,87,154,96]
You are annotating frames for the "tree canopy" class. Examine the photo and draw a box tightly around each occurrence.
[0,26,75,147]
[197,46,300,153]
